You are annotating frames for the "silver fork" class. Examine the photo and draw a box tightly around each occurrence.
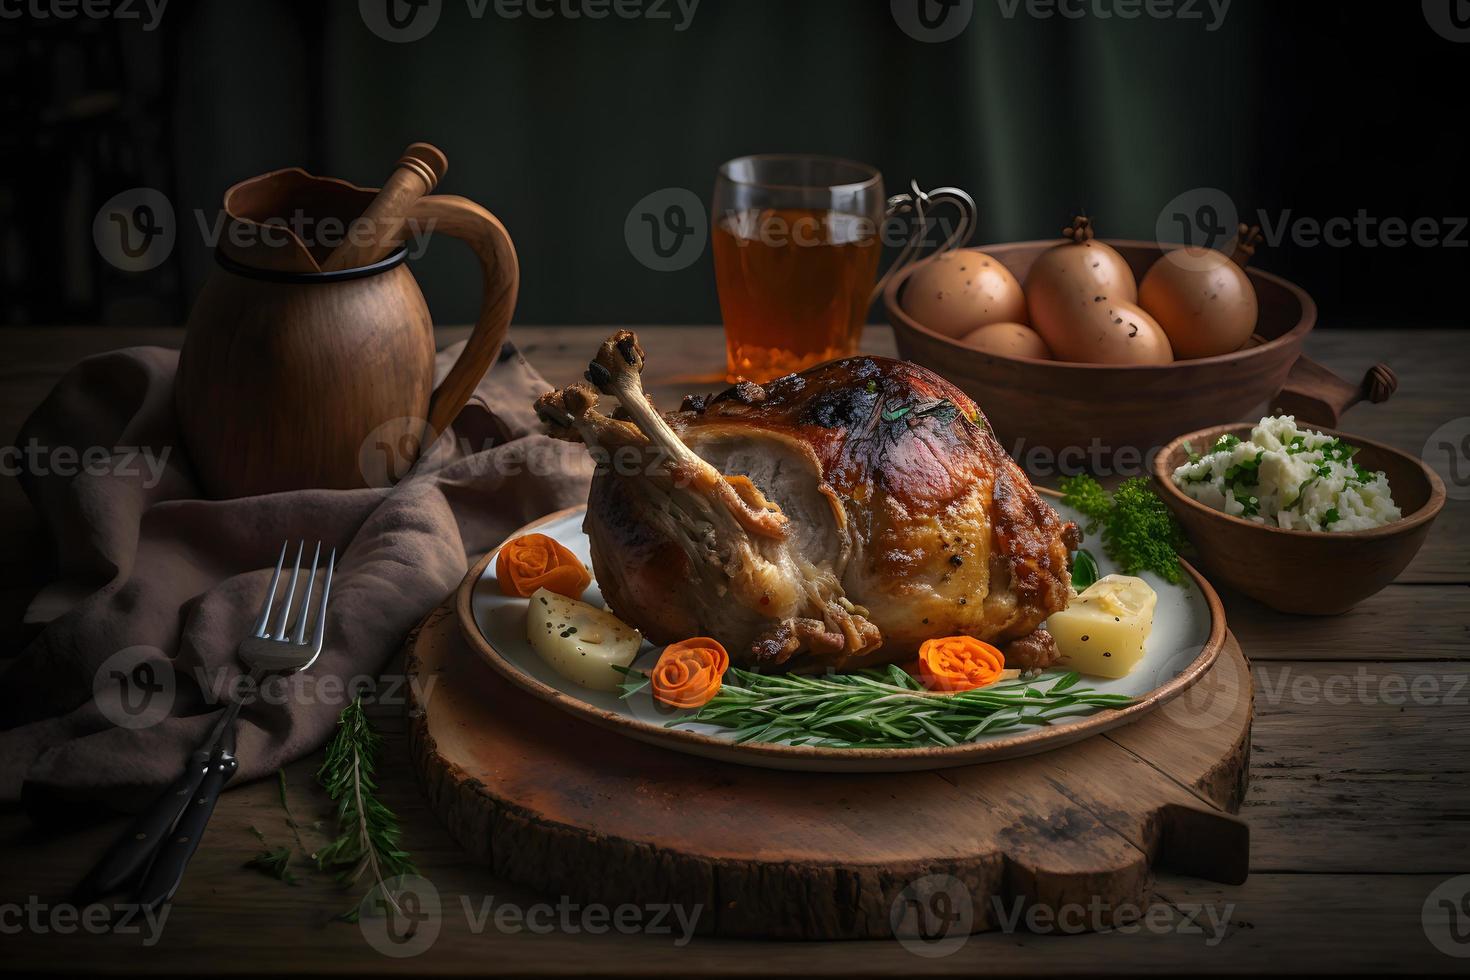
[74,540,335,908]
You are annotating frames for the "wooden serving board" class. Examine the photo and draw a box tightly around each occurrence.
[406,598,1252,941]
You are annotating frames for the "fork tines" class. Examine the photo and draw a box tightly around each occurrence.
[253,540,336,649]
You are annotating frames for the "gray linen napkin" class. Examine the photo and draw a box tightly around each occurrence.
[0,340,591,814]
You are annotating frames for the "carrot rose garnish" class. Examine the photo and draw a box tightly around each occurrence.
[495,533,591,599]
[917,636,1006,692]
[650,637,730,709]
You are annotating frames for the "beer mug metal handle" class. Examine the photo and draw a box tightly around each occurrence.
[870,181,977,304]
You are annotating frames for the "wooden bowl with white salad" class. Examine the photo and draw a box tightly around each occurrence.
[1153,419,1445,615]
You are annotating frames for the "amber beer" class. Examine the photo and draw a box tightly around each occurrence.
[713,207,882,382]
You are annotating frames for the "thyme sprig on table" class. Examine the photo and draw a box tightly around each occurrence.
[315,698,416,921]
[620,665,1133,749]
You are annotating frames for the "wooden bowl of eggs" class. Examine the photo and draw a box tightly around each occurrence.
[882,217,1397,459]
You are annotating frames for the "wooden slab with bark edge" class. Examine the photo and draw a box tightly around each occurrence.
[406,597,1252,940]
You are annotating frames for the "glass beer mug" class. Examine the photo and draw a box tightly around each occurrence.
[712,154,973,382]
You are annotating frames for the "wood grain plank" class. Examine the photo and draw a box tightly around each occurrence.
[1227,584,1470,661]
[1,653,1463,971]
[1246,661,1470,873]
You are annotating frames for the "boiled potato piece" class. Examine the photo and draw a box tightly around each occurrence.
[526,587,642,692]
[1047,575,1157,679]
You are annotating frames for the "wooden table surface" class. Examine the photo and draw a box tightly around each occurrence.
[1,325,1467,974]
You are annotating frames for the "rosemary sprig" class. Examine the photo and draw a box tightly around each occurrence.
[244,826,300,885]
[315,698,415,921]
[622,666,1132,749]
[277,768,311,857]
[244,844,300,885]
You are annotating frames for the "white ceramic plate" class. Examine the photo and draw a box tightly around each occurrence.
[457,494,1226,772]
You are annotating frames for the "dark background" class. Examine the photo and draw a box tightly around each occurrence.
[2,0,1467,330]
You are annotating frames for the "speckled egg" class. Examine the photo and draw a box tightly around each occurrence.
[958,322,1052,360]
[902,250,1028,339]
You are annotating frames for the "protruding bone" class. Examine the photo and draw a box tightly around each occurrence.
[586,330,788,540]
[535,383,646,449]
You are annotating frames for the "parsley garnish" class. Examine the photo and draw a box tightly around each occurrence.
[1059,475,1188,584]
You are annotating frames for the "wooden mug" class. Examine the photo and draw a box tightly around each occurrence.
[175,169,518,498]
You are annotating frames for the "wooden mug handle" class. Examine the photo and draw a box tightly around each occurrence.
[1272,354,1398,427]
[410,194,520,443]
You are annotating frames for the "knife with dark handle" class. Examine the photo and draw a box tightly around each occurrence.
[70,747,214,905]
[133,734,238,910]
[70,695,249,905]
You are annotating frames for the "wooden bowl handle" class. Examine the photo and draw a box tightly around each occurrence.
[1272,354,1398,427]
[410,194,520,443]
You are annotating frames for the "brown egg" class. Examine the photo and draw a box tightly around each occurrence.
[1024,219,1138,357]
[1138,248,1258,359]
[1048,298,1173,364]
[958,322,1052,360]
[902,250,1027,339]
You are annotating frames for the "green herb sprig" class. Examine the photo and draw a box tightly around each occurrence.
[620,666,1132,749]
[244,843,300,885]
[1060,474,1189,584]
[315,698,415,921]
[1070,548,1101,590]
